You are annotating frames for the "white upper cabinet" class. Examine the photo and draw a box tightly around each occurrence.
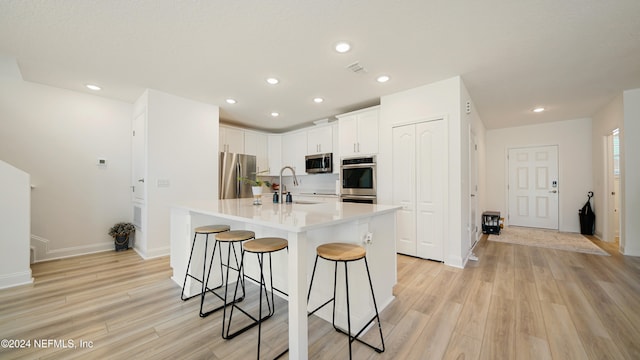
[307,125,333,154]
[337,106,379,157]
[267,134,282,176]
[219,125,244,153]
[281,131,307,174]
[244,131,268,174]
[332,123,339,173]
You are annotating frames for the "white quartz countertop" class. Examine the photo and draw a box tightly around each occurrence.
[173,198,400,232]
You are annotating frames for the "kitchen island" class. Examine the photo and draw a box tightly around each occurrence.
[169,199,400,359]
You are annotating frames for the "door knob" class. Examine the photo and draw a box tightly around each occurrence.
[549,190,557,193]
[138,178,145,183]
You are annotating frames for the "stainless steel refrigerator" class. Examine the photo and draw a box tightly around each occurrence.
[219,152,257,199]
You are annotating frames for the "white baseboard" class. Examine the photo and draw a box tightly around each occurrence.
[133,246,170,260]
[621,245,640,257]
[31,235,114,262]
[0,270,33,289]
[446,255,465,269]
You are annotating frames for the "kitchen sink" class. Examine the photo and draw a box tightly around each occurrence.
[292,200,320,205]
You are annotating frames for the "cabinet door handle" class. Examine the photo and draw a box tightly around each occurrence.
[138,178,145,183]
[353,143,356,153]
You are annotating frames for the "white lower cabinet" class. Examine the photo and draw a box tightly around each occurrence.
[392,119,446,261]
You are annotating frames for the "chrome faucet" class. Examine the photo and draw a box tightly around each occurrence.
[279,166,299,203]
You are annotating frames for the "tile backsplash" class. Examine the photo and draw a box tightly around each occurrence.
[263,173,339,194]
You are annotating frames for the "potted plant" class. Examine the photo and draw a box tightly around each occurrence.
[109,222,136,251]
[238,176,272,204]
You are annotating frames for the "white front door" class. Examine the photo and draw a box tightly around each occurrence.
[508,146,559,229]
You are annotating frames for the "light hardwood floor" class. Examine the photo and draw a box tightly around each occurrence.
[1,235,639,359]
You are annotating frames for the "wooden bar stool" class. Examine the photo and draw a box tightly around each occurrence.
[223,237,288,358]
[307,242,385,359]
[180,225,230,317]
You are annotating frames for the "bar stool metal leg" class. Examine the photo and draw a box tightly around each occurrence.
[307,243,385,359]
[222,237,288,359]
[200,230,250,317]
[180,225,229,301]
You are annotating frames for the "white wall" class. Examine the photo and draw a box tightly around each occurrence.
[485,118,592,232]
[591,94,623,241]
[461,81,487,251]
[136,89,219,258]
[0,160,32,288]
[621,88,640,256]
[0,57,133,261]
[380,76,483,268]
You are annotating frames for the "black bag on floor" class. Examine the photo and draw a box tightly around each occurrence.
[579,191,595,235]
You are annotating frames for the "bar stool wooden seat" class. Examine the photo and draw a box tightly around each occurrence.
[180,225,231,317]
[223,237,288,358]
[307,242,385,359]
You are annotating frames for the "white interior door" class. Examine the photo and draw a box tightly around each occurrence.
[416,120,445,261]
[469,131,479,245]
[508,146,559,229]
[132,112,146,201]
[606,131,621,241]
[392,125,416,256]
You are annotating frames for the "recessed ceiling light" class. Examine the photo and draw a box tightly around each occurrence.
[225,98,237,104]
[266,78,279,85]
[376,75,390,83]
[86,84,101,91]
[335,41,351,53]
[533,107,545,113]
[271,112,280,117]
[313,97,324,103]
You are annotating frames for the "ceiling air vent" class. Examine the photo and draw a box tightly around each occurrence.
[346,61,367,74]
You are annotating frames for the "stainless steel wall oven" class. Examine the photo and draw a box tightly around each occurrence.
[340,155,376,203]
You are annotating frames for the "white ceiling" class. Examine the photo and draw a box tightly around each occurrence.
[1,0,639,132]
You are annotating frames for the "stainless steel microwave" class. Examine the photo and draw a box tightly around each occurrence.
[305,153,333,174]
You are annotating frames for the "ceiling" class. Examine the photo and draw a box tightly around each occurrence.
[1,0,639,132]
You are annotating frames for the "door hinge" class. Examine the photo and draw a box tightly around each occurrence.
[475,144,478,150]
[133,130,136,136]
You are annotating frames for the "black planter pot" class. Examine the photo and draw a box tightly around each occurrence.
[114,235,130,251]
